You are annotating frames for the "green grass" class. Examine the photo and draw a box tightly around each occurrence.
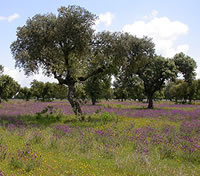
[0,102,199,175]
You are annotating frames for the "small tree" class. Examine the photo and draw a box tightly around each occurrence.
[0,75,20,103]
[137,56,177,108]
[113,72,144,101]
[30,80,45,101]
[173,52,197,83]
[85,74,112,105]
[172,52,197,103]
[16,87,32,101]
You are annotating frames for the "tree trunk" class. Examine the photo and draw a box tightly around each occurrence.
[147,95,153,109]
[91,97,96,105]
[68,83,83,117]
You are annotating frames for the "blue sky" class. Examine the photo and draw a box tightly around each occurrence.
[0,0,199,87]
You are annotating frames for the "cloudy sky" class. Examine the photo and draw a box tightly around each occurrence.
[0,0,199,87]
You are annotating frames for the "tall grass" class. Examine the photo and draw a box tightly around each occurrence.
[0,100,199,175]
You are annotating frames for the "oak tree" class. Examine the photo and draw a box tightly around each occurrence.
[11,6,117,116]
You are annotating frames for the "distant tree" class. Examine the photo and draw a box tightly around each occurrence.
[173,52,197,83]
[104,87,114,101]
[30,80,45,100]
[16,87,32,101]
[187,80,197,103]
[113,72,145,101]
[137,56,177,108]
[42,82,55,101]
[31,80,68,101]
[51,83,68,100]
[165,79,198,104]
[164,81,174,101]
[153,90,164,101]
[0,75,20,103]
[113,71,130,101]
[85,74,112,105]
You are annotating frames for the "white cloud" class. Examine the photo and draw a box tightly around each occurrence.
[0,13,20,22]
[94,12,114,30]
[123,10,189,57]
[152,10,158,17]
[4,67,57,87]
[8,13,20,22]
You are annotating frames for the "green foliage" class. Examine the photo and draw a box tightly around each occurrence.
[10,5,119,115]
[0,75,20,103]
[100,112,114,122]
[30,80,45,100]
[16,87,32,101]
[173,52,197,83]
[30,80,68,101]
[34,106,62,125]
[137,56,177,108]
[9,145,41,173]
[9,157,23,169]
[113,73,145,101]
[53,84,68,100]
[74,82,88,102]
[10,5,156,115]
[113,33,155,102]
[116,33,155,73]
[85,74,112,105]
[164,79,200,103]
[11,5,96,78]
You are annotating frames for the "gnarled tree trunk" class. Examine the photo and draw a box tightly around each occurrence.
[68,83,82,116]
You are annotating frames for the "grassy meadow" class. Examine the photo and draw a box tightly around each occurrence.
[0,100,199,175]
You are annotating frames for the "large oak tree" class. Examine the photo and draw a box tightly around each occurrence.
[10,6,120,116]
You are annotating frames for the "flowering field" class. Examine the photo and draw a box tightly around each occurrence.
[0,100,199,175]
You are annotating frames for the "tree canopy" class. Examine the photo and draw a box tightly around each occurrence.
[0,75,20,103]
[11,5,156,116]
[11,6,119,116]
[173,52,197,83]
[136,56,177,108]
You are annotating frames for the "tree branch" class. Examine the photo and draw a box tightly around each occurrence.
[78,65,107,82]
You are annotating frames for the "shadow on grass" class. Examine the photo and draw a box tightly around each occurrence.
[63,112,119,128]
[0,114,60,128]
[0,111,118,129]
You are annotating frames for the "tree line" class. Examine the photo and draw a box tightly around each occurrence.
[2,5,196,118]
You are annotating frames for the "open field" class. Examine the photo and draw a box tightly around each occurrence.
[0,100,199,175]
